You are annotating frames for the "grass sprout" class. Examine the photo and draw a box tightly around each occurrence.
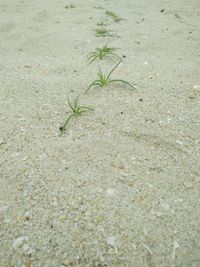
[87,44,119,65]
[94,28,113,37]
[96,21,108,26]
[59,97,94,136]
[84,60,135,94]
[93,6,104,10]
[65,4,75,9]
[106,10,123,22]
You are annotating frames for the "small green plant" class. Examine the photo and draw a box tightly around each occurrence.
[65,4,75,9]
[88,44,119,65]
[96,21,108,26]
[93,6,104,10]
[106,10,123,22]
[59,97,94,136]
[84,60,135,94]
[94,28,113,37]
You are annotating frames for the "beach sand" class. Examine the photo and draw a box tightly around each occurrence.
[0,0,200,266]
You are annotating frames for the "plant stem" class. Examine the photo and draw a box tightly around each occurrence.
[59,113,74,136]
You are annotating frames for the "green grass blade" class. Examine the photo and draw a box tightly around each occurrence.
[84,81,99,94]
[78,110,88,115]
[59,113,74,136]
[98,65,103,76]
[80,106,94,112]
[106,10,123,22]
[67,97,76,113]
[104,55,117,63]
[109,79,136,90]
[88,51,97,57]
[106,60,121,80]
[87,55,98,65]
[74,96,79,110]
[109,52,120,59]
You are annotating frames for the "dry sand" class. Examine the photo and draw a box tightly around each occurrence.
[0,0,200,266]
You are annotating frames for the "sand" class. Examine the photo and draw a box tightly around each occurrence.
[0,0,200,266]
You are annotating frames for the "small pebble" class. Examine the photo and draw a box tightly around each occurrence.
[172,240,180,260]
[132,243,137,249]
[176,140,183,145]
[193,85,200,91]
[151,210,162,217]
[176,198,183,203]
[106,188,115,197]
[106,236,115,246]
[22,244,32,255]
[12,236,28,249]
[160,202,170,210]
[155,211,162,217]
[183,181,193,188]
[0,139,4,145]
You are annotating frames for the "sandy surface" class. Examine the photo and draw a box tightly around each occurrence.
[0,0,200,266]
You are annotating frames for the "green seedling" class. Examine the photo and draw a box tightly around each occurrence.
[94,28,113,37]
[106,10,123,22]
[96,21,108,26]
[84,60,135,94]
[87,44,119,65]
[93,6,104,10]
[59,97,94,136]
[65,4,75,9]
